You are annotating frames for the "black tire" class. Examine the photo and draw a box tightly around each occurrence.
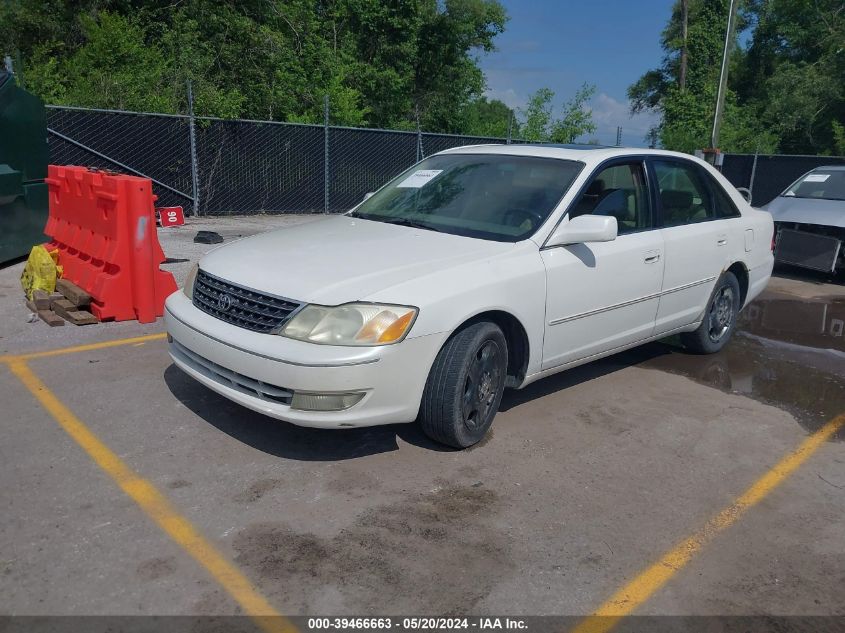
[419,321,508,448]
[681,271,742,354]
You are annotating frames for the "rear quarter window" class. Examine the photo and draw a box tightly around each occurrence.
[706,173,742,218]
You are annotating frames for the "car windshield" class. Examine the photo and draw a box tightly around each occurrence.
[349,153,583,242]
[783,170,845,201]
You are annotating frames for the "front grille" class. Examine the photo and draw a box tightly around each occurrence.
[775,227,841,273]
[193,269,302,333]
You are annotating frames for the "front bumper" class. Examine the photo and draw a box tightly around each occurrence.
[164,292,442,428]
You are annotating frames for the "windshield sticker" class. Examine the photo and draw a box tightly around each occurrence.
[396,170,444,188]
[804,174,830,182]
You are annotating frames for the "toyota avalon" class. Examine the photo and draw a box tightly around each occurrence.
[165,145,774,448]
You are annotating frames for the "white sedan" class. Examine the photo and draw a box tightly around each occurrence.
[165,145,774,448]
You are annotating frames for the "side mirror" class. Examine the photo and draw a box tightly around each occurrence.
[736,187,752,204]
[363,192,375,201]
[547,214,618,247]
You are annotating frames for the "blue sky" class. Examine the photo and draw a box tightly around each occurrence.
[479,0,675,146]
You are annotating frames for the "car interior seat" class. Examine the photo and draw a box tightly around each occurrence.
[572,179,609,217]
[660,189,695,225]
[593,188,636,228]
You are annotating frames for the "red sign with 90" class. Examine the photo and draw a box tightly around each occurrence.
[157,206,185,227]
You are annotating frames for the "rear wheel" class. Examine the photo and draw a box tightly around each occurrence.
[419,321,508,448]
[681,271,741,354]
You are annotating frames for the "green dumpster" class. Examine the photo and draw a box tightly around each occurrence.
[0,68,49,265]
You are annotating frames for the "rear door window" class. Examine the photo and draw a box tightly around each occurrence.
[653,160,715,227]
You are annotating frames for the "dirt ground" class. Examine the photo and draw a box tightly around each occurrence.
[1,215,843,626]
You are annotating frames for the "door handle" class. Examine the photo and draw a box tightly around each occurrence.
[717,234,728,246]
[644,250,661,264]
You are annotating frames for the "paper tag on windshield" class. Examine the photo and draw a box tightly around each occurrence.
[804,174,830,182]
[396,170,443,188]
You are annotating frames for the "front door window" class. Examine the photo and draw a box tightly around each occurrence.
[569,162,650,235]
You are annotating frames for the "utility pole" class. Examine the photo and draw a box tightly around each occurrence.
[710,0,739,150]
[679,0,688,92]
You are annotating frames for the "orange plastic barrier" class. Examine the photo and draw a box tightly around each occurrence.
[44,166,177,323]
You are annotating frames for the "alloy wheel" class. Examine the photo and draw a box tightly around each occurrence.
[461,340,504,430]
[708,285,735,343]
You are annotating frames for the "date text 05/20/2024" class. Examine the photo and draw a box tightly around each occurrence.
[307,618,528,630]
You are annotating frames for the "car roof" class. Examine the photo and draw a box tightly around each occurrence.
[437,143,704,164]
[809,165,845,172]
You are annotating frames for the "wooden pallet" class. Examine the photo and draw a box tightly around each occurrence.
[56,279,92,308]
[25,279,99,327]
[51,298,98,326]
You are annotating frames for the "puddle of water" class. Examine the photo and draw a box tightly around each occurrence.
[740,296,845,351]
[640,293,845,440]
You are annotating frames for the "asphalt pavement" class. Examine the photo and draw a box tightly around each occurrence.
[1,215,842,627]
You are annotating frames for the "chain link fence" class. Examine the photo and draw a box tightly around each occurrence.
[46,107,194,208]
[48,104,842,213]
[46,105,510,215]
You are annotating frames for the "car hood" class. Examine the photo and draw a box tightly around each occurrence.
[199,215,515,304]
[764,196,845,228]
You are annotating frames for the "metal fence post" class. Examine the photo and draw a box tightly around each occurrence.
[749,148,759,206]
[416,108,422,162]
[324,94,330,214]
[186,80,200,216]
[506,112,513,145]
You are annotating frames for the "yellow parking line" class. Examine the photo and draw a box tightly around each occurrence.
[6,359,295,633]
[572,412,845,633]
[1,332,167,362]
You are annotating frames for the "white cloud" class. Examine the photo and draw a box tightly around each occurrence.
[589,93,631,125]
[482,87,526,110]
[587,92,661,145]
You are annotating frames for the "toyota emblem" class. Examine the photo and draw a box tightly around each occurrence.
[217,294,233,311]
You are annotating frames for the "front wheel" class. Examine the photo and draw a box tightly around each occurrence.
[681,271,741,354]
[418,321,508,448]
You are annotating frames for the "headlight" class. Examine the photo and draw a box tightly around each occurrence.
[279,303,418,346]
[183,264,199,298]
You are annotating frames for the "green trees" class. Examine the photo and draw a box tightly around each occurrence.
[743,0,845,154]
[1,0,508,132]
[630,0,844,155]
[460,96,515,137]
[518,84,597,143]
[551,83,597,143]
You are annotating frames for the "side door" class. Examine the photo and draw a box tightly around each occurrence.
[651,158,737,335]
[541,159,664,370]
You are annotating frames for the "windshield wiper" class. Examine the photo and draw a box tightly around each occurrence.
[370,216,443,232]
[786,195,845,201]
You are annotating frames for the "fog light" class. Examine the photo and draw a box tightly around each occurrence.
[290,391,366,411]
